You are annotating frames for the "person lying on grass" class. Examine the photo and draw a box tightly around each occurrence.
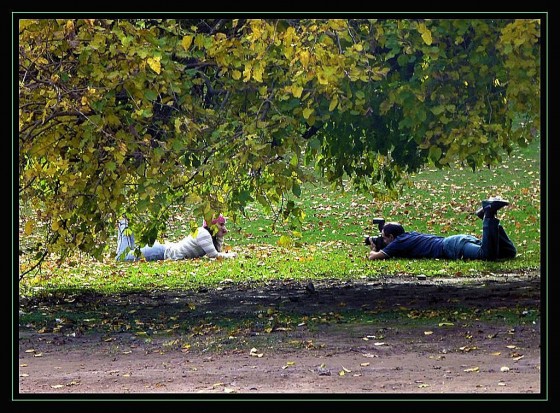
[116,214,237,261]
[367,198,516,261]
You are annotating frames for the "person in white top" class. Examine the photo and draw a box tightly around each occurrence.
[116,215,237,261]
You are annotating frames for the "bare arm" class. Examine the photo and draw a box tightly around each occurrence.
[368,250,388,260]
[368,242,389,260]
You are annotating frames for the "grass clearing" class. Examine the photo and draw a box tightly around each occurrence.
[18,138,541,298]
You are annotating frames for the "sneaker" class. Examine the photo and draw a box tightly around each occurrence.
[475,197,509,219]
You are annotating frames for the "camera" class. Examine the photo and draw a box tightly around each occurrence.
[364,218,386,250]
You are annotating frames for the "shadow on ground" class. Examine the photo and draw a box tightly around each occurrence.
[19,272,541,338]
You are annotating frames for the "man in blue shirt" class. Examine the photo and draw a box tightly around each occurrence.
[368,198,517,261]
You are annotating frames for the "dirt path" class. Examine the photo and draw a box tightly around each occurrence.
[17,272,543,398]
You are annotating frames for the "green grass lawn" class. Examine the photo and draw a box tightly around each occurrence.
[18,137,542,297]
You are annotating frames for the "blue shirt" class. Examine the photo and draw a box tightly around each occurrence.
[381,232,445,259]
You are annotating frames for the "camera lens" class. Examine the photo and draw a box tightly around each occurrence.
[373,236,385,250]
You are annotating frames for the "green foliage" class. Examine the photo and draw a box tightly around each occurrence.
[18,18,541,274]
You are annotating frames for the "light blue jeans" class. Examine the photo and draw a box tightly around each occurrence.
[116,219,166,261]
[442,217,517,261]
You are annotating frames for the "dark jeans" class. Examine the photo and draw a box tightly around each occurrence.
[443,217,517,261]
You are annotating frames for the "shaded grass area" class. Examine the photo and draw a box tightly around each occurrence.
[19,274,540,352]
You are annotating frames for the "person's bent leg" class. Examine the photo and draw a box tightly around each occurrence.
[497,225,517,259]
[116,218,136,260]
[481,216,500,260]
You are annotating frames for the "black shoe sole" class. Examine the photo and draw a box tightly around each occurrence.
[475,200,509,219]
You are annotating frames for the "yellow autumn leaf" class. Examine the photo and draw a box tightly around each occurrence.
[181,35,193,50]
[232,70,241,80]
[292,85,303,98]
[282,361,295,370]
[328,96,338,112]
[277,235,292,247]
[418,23,433,46]
[147,56,161,74]
[317,71,328,85]
[250,347,263,357]
[302,108,314,119]
[299,50,310,68]
[253,64,264,82]
[24,220,34,235]
[243,63,252,82]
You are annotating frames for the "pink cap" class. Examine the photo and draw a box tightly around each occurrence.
[203,214,226,227]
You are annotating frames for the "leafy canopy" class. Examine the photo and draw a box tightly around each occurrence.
[18,18,540,270]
